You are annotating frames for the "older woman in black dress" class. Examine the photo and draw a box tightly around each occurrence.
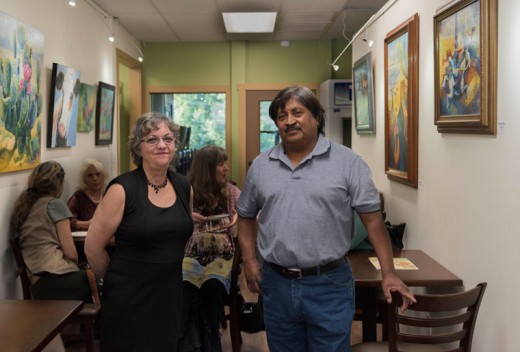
[86,112,194,351]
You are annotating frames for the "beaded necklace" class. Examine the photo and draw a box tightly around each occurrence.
[148,179,168,193]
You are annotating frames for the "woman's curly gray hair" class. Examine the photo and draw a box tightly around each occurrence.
[128,112,180,166]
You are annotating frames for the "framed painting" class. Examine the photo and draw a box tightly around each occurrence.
[77,83,97,132]
[434,0,497,134]
[47,63,81,148]
[384,13,419,189]
[95,81,116,145]
[353,52,375,134]
[0,11,44,173]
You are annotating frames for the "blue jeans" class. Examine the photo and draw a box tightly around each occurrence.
[260,260,355,352]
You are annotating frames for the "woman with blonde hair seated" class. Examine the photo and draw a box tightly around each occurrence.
[67,158,108,231]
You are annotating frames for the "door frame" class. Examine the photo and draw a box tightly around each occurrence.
[237,83,319,187]
[116,49,142,174]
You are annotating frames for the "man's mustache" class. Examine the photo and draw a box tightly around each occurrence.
[284,124,301,133]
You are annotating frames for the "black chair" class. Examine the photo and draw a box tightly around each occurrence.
[9,237,101,352]
[351,283,487,352]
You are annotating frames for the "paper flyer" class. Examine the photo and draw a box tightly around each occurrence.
[369,257,419,270]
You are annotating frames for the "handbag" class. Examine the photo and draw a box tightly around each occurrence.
[239,294,265,333]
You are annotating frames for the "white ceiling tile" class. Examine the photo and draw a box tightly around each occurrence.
[87,0,390,42]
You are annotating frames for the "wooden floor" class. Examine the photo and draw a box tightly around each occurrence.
[220,321,370,352]
[64,321,368,352]
[65,270,378,351]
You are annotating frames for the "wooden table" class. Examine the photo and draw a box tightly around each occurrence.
[347,249,463,342]
[0,299,83,351]
[73,231,115,260]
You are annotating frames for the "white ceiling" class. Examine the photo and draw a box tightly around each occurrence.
[88,0,389,42]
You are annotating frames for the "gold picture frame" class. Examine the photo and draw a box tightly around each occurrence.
[384,13,419,189]
[434,0,498,134]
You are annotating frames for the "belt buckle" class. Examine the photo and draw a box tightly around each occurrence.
[286,268,302,279]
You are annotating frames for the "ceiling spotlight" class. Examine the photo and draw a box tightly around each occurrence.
[363,38,374,47]
[138,56,144,62]
[108,34,115,42]
[363,28,374,47]
[68,0,76,6]
[332,64,339,71]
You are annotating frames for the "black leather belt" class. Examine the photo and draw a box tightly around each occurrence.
[269,257,346,279]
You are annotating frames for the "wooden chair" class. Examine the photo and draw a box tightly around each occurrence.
[351,282,487,352]
[222,236,244,352]
[9,237,101,352]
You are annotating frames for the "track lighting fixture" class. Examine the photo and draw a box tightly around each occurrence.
[363,29,374,47]
[332,64,339,71]
[68,0,76,7]
[328,0,398,70]
[134,43,145,62]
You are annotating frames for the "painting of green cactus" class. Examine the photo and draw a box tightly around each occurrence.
[0,11,44,173]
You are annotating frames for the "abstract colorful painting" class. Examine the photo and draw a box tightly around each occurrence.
[47,63,81,148]
[434,0,497,134]
[384,14,419,189]
[437,1,480,117]
[0,11,44,173]
[77,83,96,132]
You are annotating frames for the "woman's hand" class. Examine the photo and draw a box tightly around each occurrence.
[192,212,207,223]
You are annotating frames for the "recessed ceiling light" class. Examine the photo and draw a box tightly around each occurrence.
[222,12,277,33]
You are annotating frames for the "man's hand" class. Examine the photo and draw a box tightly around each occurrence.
[381,272,417,312]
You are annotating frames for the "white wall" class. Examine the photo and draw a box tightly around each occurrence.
[0,0,139,298]
[352,0,519,350]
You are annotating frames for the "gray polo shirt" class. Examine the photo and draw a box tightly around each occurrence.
[237,134,380,268]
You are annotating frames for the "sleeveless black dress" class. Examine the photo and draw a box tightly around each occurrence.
[100,167,193,352]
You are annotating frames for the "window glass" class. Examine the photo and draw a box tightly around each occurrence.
[150,93,226,150]
[259,101,279,152]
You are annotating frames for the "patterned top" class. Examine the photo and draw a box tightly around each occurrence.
[183,182,240,291]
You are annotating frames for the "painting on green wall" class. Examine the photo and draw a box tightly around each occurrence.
[0,11,44,173]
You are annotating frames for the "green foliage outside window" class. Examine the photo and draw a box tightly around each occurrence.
[151,93,226,150]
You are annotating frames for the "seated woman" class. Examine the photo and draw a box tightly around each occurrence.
[11,161,93,302]
[67,158,108,231]
[179,146,241,352]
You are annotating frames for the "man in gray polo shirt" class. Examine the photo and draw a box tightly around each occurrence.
[237,86,415,352]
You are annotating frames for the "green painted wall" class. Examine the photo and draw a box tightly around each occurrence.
[331,39,353,79]
[244,41,331,83]
[143,42,231,86]
[141,39,352,181]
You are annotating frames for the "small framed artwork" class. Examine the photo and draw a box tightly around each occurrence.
[47,63,81,148]
[434,0,497,134]
[384,13,419,189]
[353,52,375,134]
[95,81,116,145]
[77,83,97,132]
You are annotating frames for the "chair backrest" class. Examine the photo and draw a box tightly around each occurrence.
[9,238,33,300]
[388,282,487,352]
[223,236,245,352]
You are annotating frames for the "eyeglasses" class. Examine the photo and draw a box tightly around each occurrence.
[141,136,175,146]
